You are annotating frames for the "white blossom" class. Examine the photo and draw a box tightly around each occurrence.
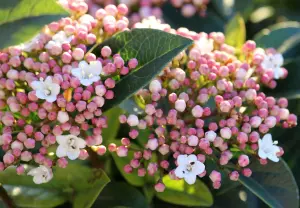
[71,61,102,86]
[258,134,280,162]
[195,37,214,55]
[27,165,53,184]
[45,31,73,49]
[174,154,205,185]
[134,16,169,30]
[56,135,86,160]
[261,53,284,79]
[31,76,60,102]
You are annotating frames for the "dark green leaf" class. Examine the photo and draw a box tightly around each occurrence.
[101,28,193,111]
[254,21,300,49]
[3,185,66,208]
[110,140,145,186]
[0,15,67,49]
[225,13,246,49]
[278,34,300,59]
[156,175,213,207]
[238,159,299,208]
[102,107,123,143]
[93,182,148,208]
[0,163,110,208]
[0,0,68,24]
[212,0,235,19]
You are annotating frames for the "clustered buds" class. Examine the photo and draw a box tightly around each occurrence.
[109,17,297,190]
[0,2,138,184]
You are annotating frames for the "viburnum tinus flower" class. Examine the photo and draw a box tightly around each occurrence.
[109,16,297,191]
[27,165,53,184]
[175,154,205,184]
[56,135,86,160]
[258,134,280,162]
[0,2,140,184]
[31,76,60,102]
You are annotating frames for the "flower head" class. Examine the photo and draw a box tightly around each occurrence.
[261,53,284,79]
[45,31,73,49]
[31,76,60,102]
[27,165,53,184]
[71,61,102,86]
[56,135,86,160]
[174,154,205,184]
[258,134,280,162]
[195,37,214,55]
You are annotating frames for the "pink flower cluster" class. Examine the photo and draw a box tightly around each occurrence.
[109,18,297,191]
[0,2,138,182]
[85,0,210,23]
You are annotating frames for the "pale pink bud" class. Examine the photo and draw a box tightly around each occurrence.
[175,99,186,112]
[209,170,221,182]
[147,138,158,150]
[154,183,165,192]
[219,101,231,113]
[127,114,139,126]
[220,127,232,139]
[188,135,199,146]
[116,146,128,157]
[149,79,162,93]
[245,89,257,101]
[3,153,14,164]
[250,116,262,128]
[192,105,203,118]
[238,155,249,167]
[57,111,69,123]
[264,116,276,128]
[205,130,217,142]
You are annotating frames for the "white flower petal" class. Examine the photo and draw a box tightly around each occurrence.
[187,154,197,163]
[35,90,47,99]
[71,68,83,79]
[31,81,43,90]
[67,150,80,160]
[80,79,93,86]
[76,137,86,149]
[46,95,58,103]
[262,134,273,147]
[177,155,188,166]
[258,147,267,159]
[274,53,284,66]
[79,61,89,69]
[192,161,205,176]
[184,173,197,185]
[174,165,186,178]
[56,145,68,158]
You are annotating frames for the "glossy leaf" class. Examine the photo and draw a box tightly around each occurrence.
[212,0,235,19]
[278,34,300,59]
[3,185,66,208]
[0,164,110,208]
[0,0,67,24]
[93,182,148,208]
[254,21,300,49]
[101,28,193,111]
[238,159,299,208]
[0,0,68,49]
[225,13,246,49]
[110,140,145,186]
[102,107,123,143]
[0,15,66,49]
[156,175,213,207]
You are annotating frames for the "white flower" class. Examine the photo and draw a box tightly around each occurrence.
[27,165,53,184]
[71,61,102,86]
[174,154,205,185]
[31,76,60,102]
[56,135,86,160]
[134,16,169,31]
[195,37,214,55]
[258,134,280,162]
[45,31,73,49]
[261,53,284,79]
[20,34,42,52]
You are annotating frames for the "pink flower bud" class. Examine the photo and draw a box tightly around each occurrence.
[220,127,232,139]
[175,99,186,112]
[127,114,139,126]
[188,135,199,146]
[209,170,221,183]
[147,138,158,150]
[155,183,165,192]
[57,111,69,123]
[3,153,14,164]
[238,155,250,167]
[116,146,128,157]
[191,105,203,118]
[149,79,162,93]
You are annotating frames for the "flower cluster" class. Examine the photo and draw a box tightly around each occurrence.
[109,17,297,191]
[86,0,210,23]
[0,2,139,184]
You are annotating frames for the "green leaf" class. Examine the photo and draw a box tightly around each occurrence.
[0,0,68,49]
[93,182,148,208]
[0,0,67,24]
[156,175,213,207]
[101,28,193,111]
[2,185,66,208]
[101,107,123,143]
[225,13,246,49]
[110,140,145,186]
[254,21,300,49]
[0,163,110,208]
[238,159,299,208]
[278,34,300,59]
